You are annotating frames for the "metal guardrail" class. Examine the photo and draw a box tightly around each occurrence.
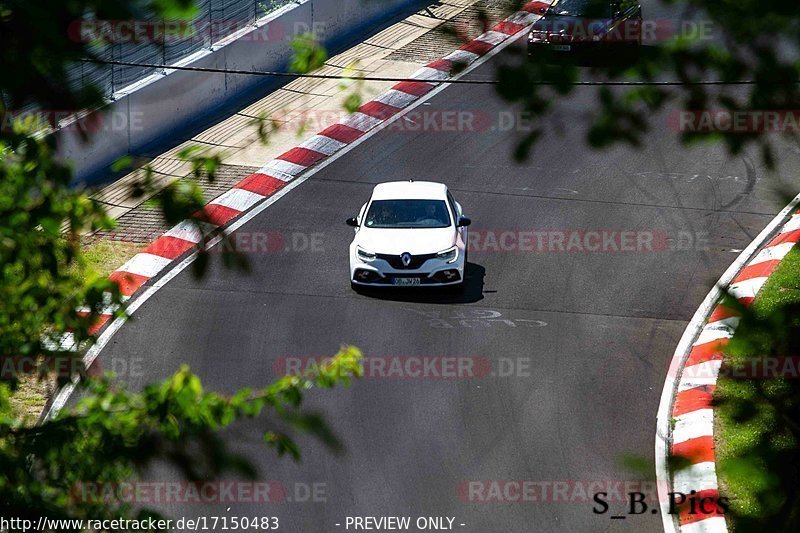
[67,0,299,99]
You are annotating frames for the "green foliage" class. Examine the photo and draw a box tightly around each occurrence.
[0,123,365,521]
[491,2,800,528]
[0,129,120,392]
[289,33,328,74]
[1,349,362,521]
[3,0,800,528]
[715,249,800,530]
[496,0,800,170]
[0,0,367,525]
[343,93,363,114]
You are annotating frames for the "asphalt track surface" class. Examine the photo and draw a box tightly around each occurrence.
[86,9,797,533]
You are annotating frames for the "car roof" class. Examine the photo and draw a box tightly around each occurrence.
[370,181,448,200]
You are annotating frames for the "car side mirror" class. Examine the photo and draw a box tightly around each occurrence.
[346,217,359,227]
[457,216,472,227]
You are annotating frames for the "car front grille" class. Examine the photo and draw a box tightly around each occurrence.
[375,252,437,269]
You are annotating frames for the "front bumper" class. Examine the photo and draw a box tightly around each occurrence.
[527,39,638,57]
[349,250,466,287]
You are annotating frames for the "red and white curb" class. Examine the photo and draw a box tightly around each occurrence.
[656,199,800,533]
[43,2,552,413]
[73,2,550,332]
[88,0,550,336]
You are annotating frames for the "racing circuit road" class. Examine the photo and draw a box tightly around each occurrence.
[83,3,796,532]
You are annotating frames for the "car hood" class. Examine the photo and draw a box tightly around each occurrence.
[355,227,457,255]
[531,15,611,36]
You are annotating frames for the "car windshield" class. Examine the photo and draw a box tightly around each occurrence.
[364,199,451,229]
[549,0,612,18]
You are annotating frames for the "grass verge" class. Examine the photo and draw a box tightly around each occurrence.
[715,246,800,530]
[8,239,144,424]
[78,239,144,284]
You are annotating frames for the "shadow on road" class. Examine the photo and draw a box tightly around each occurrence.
[538,45,643,69]
[352,262,486,304]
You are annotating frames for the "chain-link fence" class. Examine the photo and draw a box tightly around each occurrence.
[67,0,299,100]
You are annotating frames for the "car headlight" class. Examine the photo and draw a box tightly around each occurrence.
[436,246,458,263]
[529,32,547,43]
[357,246,376,261]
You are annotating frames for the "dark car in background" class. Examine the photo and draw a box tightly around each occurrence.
[527,0,642,57]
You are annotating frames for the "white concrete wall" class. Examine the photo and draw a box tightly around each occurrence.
[57,0,420,185]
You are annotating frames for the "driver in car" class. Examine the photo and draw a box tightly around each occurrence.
[418,202,444,224]
[367,205,394,227]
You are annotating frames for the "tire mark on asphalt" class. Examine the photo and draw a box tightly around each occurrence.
[304,173,776,215]
[720,154,758,210]
[150,283,695,322]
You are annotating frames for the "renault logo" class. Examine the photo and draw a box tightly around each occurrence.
[401,252,412,267]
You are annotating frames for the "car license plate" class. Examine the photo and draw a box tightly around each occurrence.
[551,44,571,51]
[393,277,420,286]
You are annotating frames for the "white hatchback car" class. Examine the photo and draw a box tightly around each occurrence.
[347,181,470,289]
